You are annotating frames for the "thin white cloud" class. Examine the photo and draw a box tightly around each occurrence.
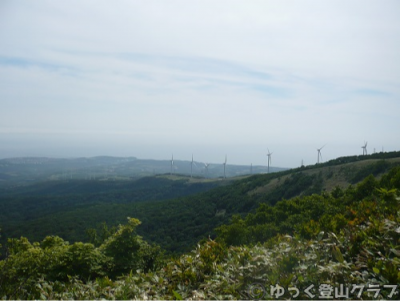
[0,0,399,167]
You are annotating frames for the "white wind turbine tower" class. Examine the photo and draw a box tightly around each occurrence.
[190,154,194,178]
[222,155,227,178]
[204,163,209,178]
[170,154,174,175]
[317,145,325,164]
[267,149,272,173]
[362,141,368,155]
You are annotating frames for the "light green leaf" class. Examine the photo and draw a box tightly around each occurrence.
[173,290,183,300]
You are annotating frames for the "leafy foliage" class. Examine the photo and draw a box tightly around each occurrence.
[1,165,400,299]
[0,217,164,299]
[2,199,399,299]
[217,167,400,246]
[1,156,398,255]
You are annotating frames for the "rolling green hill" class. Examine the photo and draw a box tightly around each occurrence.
[1,156,399,299]
[1,151,400,255]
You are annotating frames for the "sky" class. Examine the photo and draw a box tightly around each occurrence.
[0,1,399,168]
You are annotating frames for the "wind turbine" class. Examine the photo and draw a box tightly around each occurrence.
[170,154,174,175]
[204,163,209,178]
[267,149,272,173]
[317,145,325,164]
[190,154,194,178]
[222,155,227,178]
[362,141,368,155]
[250,163,253,175]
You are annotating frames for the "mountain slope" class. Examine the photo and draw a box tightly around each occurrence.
[1,152,400,254]
[1,165,399,300]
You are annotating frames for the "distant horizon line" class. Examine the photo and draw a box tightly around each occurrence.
[1,149,398,170]
[0,155,288,169]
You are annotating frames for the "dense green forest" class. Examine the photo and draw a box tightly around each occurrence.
[0,176,225,252]
[0,162,399,299]
[1,153,399,254]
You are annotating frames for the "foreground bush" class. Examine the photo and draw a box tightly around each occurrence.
[0,218,163,299]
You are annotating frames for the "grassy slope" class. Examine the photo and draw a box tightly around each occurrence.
[250,157,400,195]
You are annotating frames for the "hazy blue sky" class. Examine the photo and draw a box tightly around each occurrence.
[1,1,399,168]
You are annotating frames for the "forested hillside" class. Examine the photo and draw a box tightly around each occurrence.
[0,163,399,299]
[0,176,224,251]
[1,153,400,254]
